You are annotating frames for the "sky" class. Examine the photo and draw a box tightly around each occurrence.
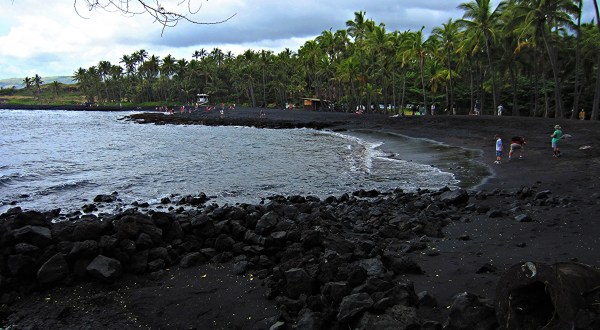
[0,0,596,80]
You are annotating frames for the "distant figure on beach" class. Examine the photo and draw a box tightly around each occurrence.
[452,103,456,115]
[474,99,480,115]
[355,105,364,115]
[551,125,563,158]
[509,136,526,160]
[431,103,436,116]
[497,104,503,116]
[494,134,503,164]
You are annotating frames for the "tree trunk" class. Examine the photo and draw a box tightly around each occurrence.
[592,53,600,121]
[401,72,406,110]
[510,65,519,116]
[591,0,600,120]
[420,60,427,111]
[262,68,266,108]
[484,36,498,115]
[469,64,474,114]
[533,53,539,117]
[249,80,256,108]
[448,48,454,114]
[571,0,583,120]
[542,25,564,118]
[543,71,549,118]
[392,74,396,114]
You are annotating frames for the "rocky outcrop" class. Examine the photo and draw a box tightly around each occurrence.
[0,186,595,329]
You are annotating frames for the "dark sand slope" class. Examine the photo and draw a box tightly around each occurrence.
[2,108,599,329]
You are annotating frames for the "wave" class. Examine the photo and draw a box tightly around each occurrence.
[320,130,387,175]
[36,180,99,196]
[0,171,42,187]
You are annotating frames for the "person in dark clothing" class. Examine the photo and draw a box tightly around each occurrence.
[509,136,526,160]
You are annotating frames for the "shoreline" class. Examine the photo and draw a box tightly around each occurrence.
[345,128,490,189]
[2,108,600,329]
[1,113,476,214]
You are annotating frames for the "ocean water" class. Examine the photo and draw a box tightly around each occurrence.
[0,110,487,214]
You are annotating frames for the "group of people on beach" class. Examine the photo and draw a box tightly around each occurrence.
[494,124,564,164]
[155,102,236,115]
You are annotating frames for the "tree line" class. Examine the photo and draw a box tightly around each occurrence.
[71,0,600,120]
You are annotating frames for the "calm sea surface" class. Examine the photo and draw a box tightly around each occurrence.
[0,110,488,213]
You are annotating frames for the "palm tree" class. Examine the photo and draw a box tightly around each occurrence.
[498,24,523,116]
[132,49,149,78]
[159,54,177,101]
[571,0,583,120]
[176,58,197,102]
[405,27,431,111]
[109,65,124,104]
[210,48,225,66]
[336,54,361,110]
[391,30,414,110]
[120,54,136,76]
[86,67,101,103]
[98,60,112,102]
[73,67,96,103]
[192,49,207,60]
[22,77,33,92]
[273,48,298,106]
[240,50,259,107]
[138,55,161,101]
[299,40,325,101]
[258,50,273,107]
[365,23,392,110]
[346,11,369,42]
[33,74,43,100]
[458,0,506,115]
[51,81,60,99]
[161,54,176,78]
[432,19,461,111]
[510,0,579,118]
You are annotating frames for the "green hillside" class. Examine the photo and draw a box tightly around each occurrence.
[0,76,75,89]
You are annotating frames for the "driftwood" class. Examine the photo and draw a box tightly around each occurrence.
[496,261,600,329]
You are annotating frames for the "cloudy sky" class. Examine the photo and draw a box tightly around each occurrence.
[0,0,595,79]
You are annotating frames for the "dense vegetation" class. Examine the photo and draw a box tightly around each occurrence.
[4,0,600,120]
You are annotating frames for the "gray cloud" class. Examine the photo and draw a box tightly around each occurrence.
[0,0,595,78]
[139,1,467,48]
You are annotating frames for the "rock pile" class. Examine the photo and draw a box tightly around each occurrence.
[0,186,595,329]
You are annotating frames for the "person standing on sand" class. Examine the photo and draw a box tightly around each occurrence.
[495,134,503,164]
[497,104,503,116]
[551,125,563,157]
[508,136,526,160]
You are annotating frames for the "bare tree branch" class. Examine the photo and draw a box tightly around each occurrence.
[74,0,236,35]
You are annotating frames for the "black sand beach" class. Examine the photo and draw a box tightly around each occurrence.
[2,108,599,329]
